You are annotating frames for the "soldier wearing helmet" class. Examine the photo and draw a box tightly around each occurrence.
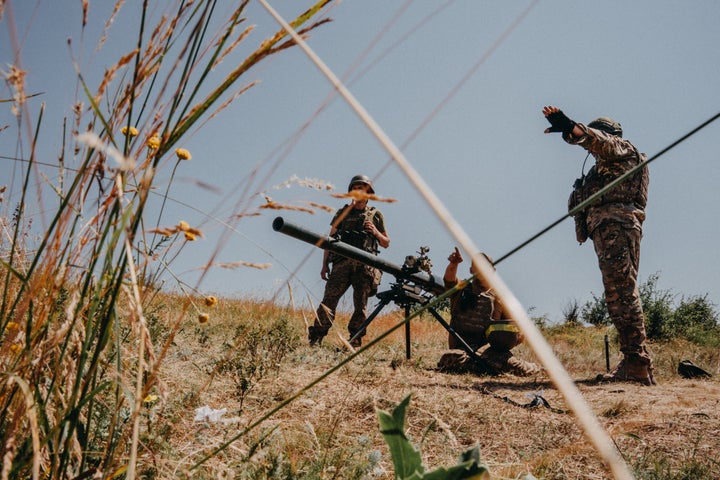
[543,105,654,386]
[308,174,390,347]
[436,247,541,377]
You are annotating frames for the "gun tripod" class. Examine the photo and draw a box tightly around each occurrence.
[348,280,481,362]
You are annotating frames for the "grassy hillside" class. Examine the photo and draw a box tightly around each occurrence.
[137,295,719,479]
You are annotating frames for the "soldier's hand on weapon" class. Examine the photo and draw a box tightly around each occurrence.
[448,247,463,265]
[363,220,379,238]
[321,262,330,280]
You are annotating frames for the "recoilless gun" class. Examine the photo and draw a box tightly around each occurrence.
[272,216,445,295]
[272,217,482,359]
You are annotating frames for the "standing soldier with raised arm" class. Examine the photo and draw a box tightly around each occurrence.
[542,105,655,385]
[308,175,390,348]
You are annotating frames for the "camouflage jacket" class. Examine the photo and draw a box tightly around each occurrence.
[330,204,386,257]
[445,279,503,334]
[566,124,649,235]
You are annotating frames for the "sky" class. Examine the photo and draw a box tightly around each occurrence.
[2,0,719,324]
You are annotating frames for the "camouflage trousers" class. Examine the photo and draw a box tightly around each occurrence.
[592,221,651,365]
[312,260,380,340]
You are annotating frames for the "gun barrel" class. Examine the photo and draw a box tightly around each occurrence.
[272,216,445,295]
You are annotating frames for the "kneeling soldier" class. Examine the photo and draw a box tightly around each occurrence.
[437,247,541,377]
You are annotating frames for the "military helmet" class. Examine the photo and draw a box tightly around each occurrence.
[347,174,375,194]
[587,117,623,137]
[485,320,523,352]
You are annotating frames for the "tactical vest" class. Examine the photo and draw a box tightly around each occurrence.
[450,286,495,334]
[568,148,648,242]
[333,205,380,255]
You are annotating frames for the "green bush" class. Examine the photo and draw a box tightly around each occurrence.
[639,273,675,339]
[581,292,609,327]
[665,295,720,346]
[579,273,720,344]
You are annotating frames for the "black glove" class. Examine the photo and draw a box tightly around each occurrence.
[545,110,575,134]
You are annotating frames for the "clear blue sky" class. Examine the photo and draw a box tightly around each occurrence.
[2,1,719,323]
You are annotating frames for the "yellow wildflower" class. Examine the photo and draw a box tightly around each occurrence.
[177,220,190,231]
[5,321,19,332]
[121,125,139,137]
[198,313,209,324]
[184,231,196,241]
[205,296,218,307]
[175,148,192,160]
[147,135,160,149]
[143,394,159,403]
[10,344,22,354]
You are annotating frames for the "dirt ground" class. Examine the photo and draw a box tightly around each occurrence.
[165,329,720,479]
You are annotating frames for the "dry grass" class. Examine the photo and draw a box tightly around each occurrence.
[1,2,336,478]
[3,2,719,478]
[143,295,720,479]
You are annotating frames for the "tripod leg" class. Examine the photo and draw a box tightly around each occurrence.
[347,296,391,345]
[427,307,486,364]
[405,305,411,359]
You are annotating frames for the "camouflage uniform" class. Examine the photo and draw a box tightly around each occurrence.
[440,279,540,377]
[309,204,385,345]
[565,123,654,382]
[445,279,498,351]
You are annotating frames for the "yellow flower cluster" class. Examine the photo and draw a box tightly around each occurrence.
[198,313,209,324]
[175,148,192,160]
[205,296,218,307]
[121,125,139,137]
[176,220,202,241]
[147,135,161,149]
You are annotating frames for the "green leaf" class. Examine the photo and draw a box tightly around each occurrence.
[377,394,425,479]
[424,446,490,480]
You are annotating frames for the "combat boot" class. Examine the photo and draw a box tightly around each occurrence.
[348,328,364,348]
[308,326,326,347]
[597,357,656,386]
[479,347,512,375]
[506,356,544,377]
[480,347,542,377]
[437,350,472,373]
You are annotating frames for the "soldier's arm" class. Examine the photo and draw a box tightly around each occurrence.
[372,225,390,249]
[321,225,339,279]
[543,105,635,166]
[368,211,390,249]
[443,247,463,286]
[566,124,635,158]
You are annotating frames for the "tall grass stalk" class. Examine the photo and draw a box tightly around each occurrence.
[0,1,332,478]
